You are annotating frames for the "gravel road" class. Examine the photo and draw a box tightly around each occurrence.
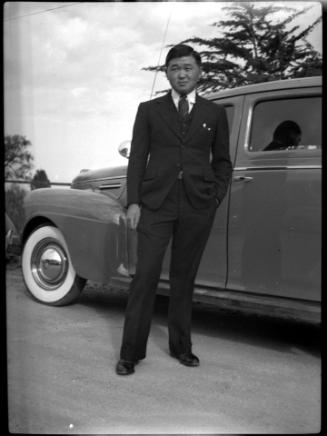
[6,265,321,434]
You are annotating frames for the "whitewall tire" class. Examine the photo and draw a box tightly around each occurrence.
[22,225,86,306]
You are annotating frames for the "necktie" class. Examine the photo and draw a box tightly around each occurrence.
[178,94,189,119]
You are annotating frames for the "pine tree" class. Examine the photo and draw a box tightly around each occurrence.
[144,2,322,94]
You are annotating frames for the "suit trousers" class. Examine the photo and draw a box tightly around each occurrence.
[120,179,217,361]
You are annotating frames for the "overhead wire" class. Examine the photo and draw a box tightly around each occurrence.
[4,3,81,21]
[5,1,173,100]
[149,4,174,100]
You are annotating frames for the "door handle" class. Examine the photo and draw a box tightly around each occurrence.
[233,176,253,182]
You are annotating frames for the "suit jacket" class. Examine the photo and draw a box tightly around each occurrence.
[127,91,232,210]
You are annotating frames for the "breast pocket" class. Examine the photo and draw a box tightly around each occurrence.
[200,123,215,139]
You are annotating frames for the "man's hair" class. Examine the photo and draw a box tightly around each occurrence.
[165,44,201,67]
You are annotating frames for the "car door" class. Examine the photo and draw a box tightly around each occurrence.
[227,85,321,301]
[160,96,243,289]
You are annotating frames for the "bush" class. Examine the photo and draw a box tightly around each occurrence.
[30,169,51,190]
[5,185,27,233]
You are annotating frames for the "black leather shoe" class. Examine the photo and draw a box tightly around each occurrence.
[115,359,137,375]
[170,352,200,367]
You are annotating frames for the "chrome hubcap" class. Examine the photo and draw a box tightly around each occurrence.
[31,238,68,290]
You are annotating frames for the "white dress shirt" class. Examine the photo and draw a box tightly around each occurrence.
[171,88,196,113]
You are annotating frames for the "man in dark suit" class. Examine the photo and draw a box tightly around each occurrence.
[116,44,232,375]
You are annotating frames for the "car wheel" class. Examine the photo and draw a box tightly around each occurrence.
[22,225,86,306]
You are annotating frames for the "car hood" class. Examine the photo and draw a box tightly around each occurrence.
[71,165,127,188]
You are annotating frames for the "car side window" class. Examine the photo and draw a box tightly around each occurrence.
[249,97,321,152]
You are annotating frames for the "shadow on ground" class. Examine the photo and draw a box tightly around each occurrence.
[78,282,321,359]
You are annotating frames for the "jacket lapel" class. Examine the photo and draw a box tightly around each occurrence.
[185,95,209,141]
[155,91,182,140]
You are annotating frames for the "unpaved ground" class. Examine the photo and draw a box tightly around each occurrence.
[6,266,321,434]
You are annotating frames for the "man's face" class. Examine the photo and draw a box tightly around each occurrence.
[166,55,201,95]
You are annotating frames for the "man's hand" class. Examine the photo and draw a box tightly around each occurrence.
[127,204,141,230]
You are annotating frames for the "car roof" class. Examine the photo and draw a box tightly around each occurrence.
[206,76,322,100]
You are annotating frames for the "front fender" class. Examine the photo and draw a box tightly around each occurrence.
[23,188,129,282]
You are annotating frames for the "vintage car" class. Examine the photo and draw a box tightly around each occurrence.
[18,76,321,323]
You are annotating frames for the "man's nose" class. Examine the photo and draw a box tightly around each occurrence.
[178,68,187,78]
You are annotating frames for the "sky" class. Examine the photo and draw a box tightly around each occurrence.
[4,1,323,183]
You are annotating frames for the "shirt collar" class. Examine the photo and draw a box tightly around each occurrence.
[171,88,197,107]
